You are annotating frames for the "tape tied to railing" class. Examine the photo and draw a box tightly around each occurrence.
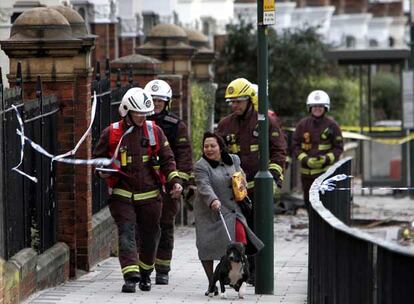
[11,91,133,183]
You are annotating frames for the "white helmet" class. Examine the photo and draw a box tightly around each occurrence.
[144,79,172,102]
[119,87,154,117]
[306,90,330,111]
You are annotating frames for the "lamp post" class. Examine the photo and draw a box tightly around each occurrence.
[255,0,275,295]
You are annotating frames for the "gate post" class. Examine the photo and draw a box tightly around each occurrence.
[0,6,95,276]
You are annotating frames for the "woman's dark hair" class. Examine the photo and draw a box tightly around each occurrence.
[202,131,228,153]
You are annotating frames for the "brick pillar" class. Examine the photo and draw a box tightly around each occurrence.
[345,0,368,13]
[136,24,195,127]
[369,2,403,17]
[90,22,118,68]
[186,29,215,82]
[110,53,161,88]
[89,0,119,68]
[1,7,95,277]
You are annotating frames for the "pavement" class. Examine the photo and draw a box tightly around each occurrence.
[24,213,309,304]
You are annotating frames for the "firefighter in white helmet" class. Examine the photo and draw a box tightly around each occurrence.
[292,90,344,210]
[144,79,194,285]
[93,87,183,293]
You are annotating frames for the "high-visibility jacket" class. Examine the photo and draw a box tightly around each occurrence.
[93,119,181,199]
[217,106,286,190]
[292,115,343,176]
[148,110,193,185]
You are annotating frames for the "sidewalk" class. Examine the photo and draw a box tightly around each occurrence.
[25,214,308,304]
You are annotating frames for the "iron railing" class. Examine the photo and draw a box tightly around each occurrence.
[308,157,414,304]
[91,59,136,213]
[0,64,59,259]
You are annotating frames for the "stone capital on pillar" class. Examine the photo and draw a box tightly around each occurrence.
[185,29,215,82]
[136,23,195,75]
[110,53,161,87]
[136,23,195,126]
[0,5,13,87]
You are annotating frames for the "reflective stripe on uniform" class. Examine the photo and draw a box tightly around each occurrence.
[271,131,279,137]
[167,170,180,181]
[250,144,258,152]
[142,155,149,162]
[318,144,332,151]
[300,167,328,175]
[122,264,140,275]
[178,137,187,142]
[297,152,307,161]
[269,163,283,175]
[247,181,255,189]
[155,258,171,267]
[112,188,160,201]
[327,152,335,164]
[178,171,191,181]
[138,260,154,271]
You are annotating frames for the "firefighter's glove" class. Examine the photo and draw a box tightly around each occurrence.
[170,183,183,199]
[307,157,326,169]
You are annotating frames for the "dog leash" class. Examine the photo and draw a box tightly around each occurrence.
[218,209,232,242]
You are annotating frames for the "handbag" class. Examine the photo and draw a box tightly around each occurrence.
[232,171,248,202]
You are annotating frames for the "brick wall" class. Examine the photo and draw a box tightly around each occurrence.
[368,2,403,17]
[91,23,118,69]
[118,37,135,58]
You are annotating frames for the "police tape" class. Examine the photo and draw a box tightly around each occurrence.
[52,92,98,161]
[342,131,414,145]
[319,174,414,193]
[283,127,414,145]
[11,104,38,183]
[341,126,402,132]
[11,92,134,182]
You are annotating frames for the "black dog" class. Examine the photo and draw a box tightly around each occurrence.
[208,242,249,299]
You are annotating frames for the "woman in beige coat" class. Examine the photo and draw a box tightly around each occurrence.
[193,132,264,295]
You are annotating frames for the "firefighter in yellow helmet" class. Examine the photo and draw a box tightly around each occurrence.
[216,78,286,285]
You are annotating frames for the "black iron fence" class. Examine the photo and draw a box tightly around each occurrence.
[308,157,414,304]
[91,60,136,214]
[0,66,59,259]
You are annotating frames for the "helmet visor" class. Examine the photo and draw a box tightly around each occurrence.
[152,95,170,102]
[225,96,250,103]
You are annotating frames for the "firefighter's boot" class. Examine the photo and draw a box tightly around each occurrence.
[155,272,169,285]
[121,280,136,293]
[139,270,152,291]
[124,271,140,283]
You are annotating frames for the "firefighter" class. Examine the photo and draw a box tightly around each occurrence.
[292,90,344,210]
[144,79,194,285]
[93,87,183,293]
[216,78,287,285]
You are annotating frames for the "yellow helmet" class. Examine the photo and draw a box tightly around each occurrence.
[225,78,257,106]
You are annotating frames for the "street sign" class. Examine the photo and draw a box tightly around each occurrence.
[263,0,275,25]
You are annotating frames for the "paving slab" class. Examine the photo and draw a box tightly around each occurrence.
[25,214,309,304]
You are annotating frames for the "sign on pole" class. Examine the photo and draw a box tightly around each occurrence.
[263,0,275,25]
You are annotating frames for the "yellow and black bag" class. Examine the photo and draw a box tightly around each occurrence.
[232,171,247,202]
